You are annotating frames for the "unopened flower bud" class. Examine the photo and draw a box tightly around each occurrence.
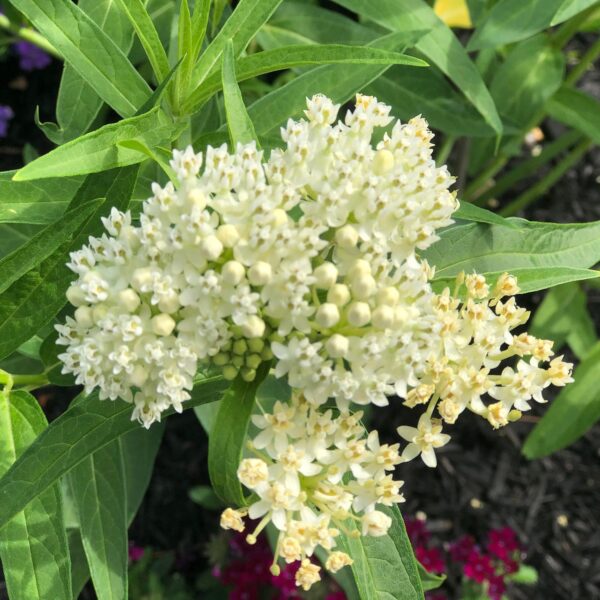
[200,235,223,260]
[371,305,395,329]
[248,261,273,286]
[347,302,371,327]
[233,339,248,355]
[348,259,371,278]
[241,315,266,338]
[373,148,395,175]
[151,314,176,336]
[187,188,207,209]
[217,224,240,247]
[74,306,93,328]
[221,261,245,285]
[130,365,149,387]
[327,283,350,306]
[335,224,358,248]
[222,365,238,380]
[313,262,338,289]
[362,510,391,537]
[325,334,349,358]
[131,267,154,292]
[376,286,399,306]
[351,273,376,300]
[315,303,340,328]
[66,285,86,307]
[272,208,288,226]
[158,292,180,314]
[117,289,141,312]
[92,304,109,322]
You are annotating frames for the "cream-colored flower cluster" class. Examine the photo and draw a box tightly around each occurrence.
[57,94,457,427]
[57,94,573,590]
[220,392,403,589]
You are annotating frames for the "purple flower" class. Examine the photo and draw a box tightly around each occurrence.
[13,41,51,71]
[128,543,145,562]
[0,105,14,138]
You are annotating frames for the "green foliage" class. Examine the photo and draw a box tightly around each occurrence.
[0,1,598,597]
[337,506,424,600]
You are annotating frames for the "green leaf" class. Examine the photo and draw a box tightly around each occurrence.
[506,564,538,585]
[530,283,597,360]
[68,529,90,599]
[177,0,194,98]
[467,0,565,50]
[523,341,600,458]
[208,364,270,505]
[120,422,165,523]
[0,199,102,362]
[0,390,71,600]
[191,0,211,60]
[333,0,502,136]
[0,376,228,532]
[368,66,495,138]
[191,0,284,88]
[490,35,565,129]
[37,0,135,144]
[186,43,427,111]
[222,40,259,148]
[189,485,223,510]
[432,266,599,295]
[547,86,600,145]
[454,202,518,228]
[0,200,101,296]
[418,563,445,591]
[552,0,600,24]
[0,171,82,225]
[14,108,176,181]
[114,0,170,82]
[8,0,151,117]
[246,32,416,137]
[68,443,128,600]
[337,505,424,600]
[423,219,600,279]
[0,165,139,363]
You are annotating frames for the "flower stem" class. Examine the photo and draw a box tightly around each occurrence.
[0,14,61,59]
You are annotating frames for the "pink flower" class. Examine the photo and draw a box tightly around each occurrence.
[486,527,520,564]
[463,550,495,584]
[449,535,476,563]
[405,517,430,546]
[128,543,145,562]
[415,546,446,574]
[487,575,506,600]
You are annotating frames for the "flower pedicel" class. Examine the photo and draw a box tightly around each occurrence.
[57,95,573,590]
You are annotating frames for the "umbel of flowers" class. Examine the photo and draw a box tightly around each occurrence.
[57,95,573,590]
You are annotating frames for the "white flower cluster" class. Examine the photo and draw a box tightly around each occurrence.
[57,93,573,590]
[220,393,404,589]
[57,94,457,426]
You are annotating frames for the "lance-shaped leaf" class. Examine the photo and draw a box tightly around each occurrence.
[209,364,270,505]
[0,390,71,600]
[0,376,228,531]
[523,341,600,458]
[186,43,427,112]
[0,171,82,225]
[0,199,100,296]
[453,202,518,228]
[423,219,600,279]
[14,108,176,181]
[468,0,566,50]
[337,505,424,600]
[547,87,600,146]
[8,0,151,117]
[222,40,259,148]
[191,0,283,88]
[37,0,136,144]
[332,0,502,136]
[68,443,128,600]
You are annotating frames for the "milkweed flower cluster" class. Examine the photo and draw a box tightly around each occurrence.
[57,94,573,589]
[220,392,403,588]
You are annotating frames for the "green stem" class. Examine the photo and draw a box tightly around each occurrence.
[500,138,592,216]
[565,34,600,86]
[473,130,583,206]
[552,4,599,49]
[0,15,61,59]
[11,373,50,388]
[463,154,507,201]
[436,135,457,166]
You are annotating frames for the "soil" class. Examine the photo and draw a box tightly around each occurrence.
[0,27,599,600]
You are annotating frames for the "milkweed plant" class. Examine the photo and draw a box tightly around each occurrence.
[0,0,598,599]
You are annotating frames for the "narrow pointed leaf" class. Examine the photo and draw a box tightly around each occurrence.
[222,40,259,148]
[547,87,600,146]
[0,376,228,531]
[0,390,71,600]
[7,0,151,117]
